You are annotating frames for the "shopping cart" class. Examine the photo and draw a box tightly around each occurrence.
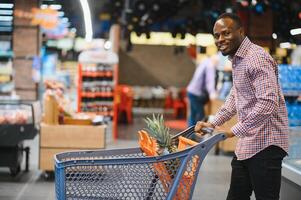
[54,126,226,200]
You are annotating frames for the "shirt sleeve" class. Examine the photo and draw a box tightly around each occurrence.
[211,87,237,127]
[205,64,217,99]
[231,55,279,138]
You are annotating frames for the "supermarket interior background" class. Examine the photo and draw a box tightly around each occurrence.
[0,0,301,199]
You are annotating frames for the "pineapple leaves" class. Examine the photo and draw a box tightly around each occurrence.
[144,114,172,149]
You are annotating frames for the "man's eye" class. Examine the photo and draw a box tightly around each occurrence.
[224,32,230,36]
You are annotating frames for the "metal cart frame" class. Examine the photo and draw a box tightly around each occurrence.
[55,126,226,200]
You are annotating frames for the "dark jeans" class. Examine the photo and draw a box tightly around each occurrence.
[187,92,207,126]
[227,145,287,200]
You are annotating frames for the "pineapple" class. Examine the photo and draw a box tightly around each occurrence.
[144,114,177,153]
[144,114,180,178]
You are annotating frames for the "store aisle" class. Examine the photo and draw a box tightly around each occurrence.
[0,115,245,200]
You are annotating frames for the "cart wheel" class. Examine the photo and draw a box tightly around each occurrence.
[10,165,21,177]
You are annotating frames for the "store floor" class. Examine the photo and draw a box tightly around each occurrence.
[0,115,256,200]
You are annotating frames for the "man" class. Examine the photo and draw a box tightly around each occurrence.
[187,54,218,126]
[195,13,289,200]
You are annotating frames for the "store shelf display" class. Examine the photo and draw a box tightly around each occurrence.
[77,50,119,140]
[286,101,301,127]
[279,64,301,127]
[279,64,301,96]
[78,63,115,118]
[0,57,14,94]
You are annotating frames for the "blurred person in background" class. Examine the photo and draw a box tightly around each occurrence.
[187,51,219,126]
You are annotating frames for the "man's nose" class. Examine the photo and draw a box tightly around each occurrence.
[217,34,225,42]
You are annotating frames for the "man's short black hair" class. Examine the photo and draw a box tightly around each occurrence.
[216,13,243,28]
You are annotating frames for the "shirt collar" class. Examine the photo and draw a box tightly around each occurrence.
[233,36,251,59]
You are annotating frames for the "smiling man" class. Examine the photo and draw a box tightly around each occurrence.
[195,13,289,200]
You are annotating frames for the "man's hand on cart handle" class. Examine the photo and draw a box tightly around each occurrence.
[195,121,235,138]
[195,121,215,136]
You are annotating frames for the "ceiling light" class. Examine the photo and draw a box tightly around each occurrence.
[290,28,301,36]
[49,4,62,10]
[0,3,14,9]
[79,0,93,42]
[225,8,233,13]
[280,42,291,49]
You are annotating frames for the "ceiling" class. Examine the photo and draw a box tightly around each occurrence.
[42,0,301,44]
[0,0,300,44]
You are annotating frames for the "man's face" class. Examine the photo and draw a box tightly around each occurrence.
[213,18,244,57]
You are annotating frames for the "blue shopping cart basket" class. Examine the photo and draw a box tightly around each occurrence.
[54,126,226,200]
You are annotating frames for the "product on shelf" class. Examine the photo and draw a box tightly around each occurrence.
[0,59,14,94]
[279,64,301,95]
[77,50,119,140]
[79,64,115,118]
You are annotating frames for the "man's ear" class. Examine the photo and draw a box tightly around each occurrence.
[239,27,245,37]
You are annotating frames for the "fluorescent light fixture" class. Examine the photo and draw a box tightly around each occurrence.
[0,3,14,9]
[272,33,277,39]
[49,4,62,10]
[0,16,13,21]
[290,28,301,36]
[225,7,233,13]
[79,0,93,41]
[130,32,214,47]
[0,10,13,15]
[280,42,291,49]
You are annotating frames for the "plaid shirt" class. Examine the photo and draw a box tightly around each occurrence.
[211,37,289,160]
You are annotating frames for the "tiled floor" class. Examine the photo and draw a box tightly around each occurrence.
[0,115,241,200]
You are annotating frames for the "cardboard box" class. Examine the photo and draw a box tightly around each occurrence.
[63,117,92,126]
[209,99,238,153]
[40,123,105,148]
[39,123,106,171]
[43,94,59,125]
